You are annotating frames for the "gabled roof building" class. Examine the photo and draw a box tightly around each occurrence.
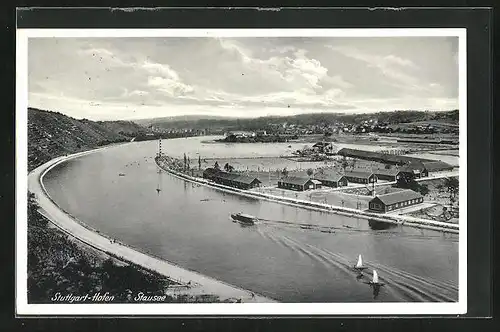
[344,170,378,184]
[369,189,424,213]
[278,176,322,191]
[313,171,348,188]
[203,168,261,190]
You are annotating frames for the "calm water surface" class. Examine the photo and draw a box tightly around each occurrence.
[43,138,459,302]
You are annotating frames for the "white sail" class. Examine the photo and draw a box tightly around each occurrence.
[356,255,363,268]
[372,270,379,284]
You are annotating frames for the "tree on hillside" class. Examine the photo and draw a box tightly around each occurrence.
[183,153,187,171]
[395,174,429,196]
[443,177,459,206]
[28,192,38,221]
[306,168,314,177]
[418,184,430,196]
[28,191,47,227]
[282,167,289,178]
[341,156,348,174]
[384,164,392,169]
[350,158,357,170]
[198,155,202,170]
[224,163,234,172]
[214,161,220,170]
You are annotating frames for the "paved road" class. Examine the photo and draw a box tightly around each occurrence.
[28,151,276,303]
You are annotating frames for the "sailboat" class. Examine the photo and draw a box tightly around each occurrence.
[367,269,385,286]
[353,254,367,272]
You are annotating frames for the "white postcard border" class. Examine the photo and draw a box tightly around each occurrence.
[16,28,467,316]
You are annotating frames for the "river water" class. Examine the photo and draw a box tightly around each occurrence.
[42,138,459,303]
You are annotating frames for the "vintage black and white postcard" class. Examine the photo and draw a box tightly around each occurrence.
[16,26,467,316]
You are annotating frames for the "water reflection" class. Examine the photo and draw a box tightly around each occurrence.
[371,284,382,299]
[368,219,398,231]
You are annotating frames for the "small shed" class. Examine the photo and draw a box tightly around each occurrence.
[312,142,334,154]
[216,172,261,190]
[373,168,415,182]
[369,189,424,213]
[231,175,262,190]
[278,177,322,191]
[204,168,261,190]
[399,165,424,178]
[344,170,378,184]
[313,172,348,188]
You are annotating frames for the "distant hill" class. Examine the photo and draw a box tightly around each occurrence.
[139,110,459,131]
[134,115,234,126]
[27,107,150,171]
[96,120,151,137]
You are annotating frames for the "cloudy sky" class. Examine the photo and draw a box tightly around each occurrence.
[28,36,459,121]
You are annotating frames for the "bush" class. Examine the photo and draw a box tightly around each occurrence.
[395,176,430,196]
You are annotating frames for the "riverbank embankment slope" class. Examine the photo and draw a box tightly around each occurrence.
[28,149,276,303]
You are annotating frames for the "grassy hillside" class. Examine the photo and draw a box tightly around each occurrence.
[28,108,149,171]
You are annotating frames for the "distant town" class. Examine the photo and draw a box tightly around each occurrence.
[141,109,459,139]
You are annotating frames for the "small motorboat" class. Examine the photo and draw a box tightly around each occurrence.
[353,254,367,272]
[231,213,257,225]
[118,173,126,176]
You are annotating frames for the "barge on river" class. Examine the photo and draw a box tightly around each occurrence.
[231,213,257,225]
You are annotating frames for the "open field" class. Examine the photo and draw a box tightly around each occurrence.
[339,177,459,220]
[405,152,459,166]
[252,186,374,211]
[190,157,337,174]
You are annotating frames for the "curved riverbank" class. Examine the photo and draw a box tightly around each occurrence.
[29,146,276,303]
[156,157,459,234]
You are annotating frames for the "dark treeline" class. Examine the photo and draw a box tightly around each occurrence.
[144,110,459,131]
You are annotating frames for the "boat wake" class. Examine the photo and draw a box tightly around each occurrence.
[256,225,458,302]
[257,217,457,242]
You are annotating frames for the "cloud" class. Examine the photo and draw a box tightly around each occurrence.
[383,55,418,68]
[218,39,331,92]
[147,76,194,97]
[79,47,131,68]
[28,37,459,120]
[321,75,354,89]
[326,45,422,90]
[121,89,150,97]
[142,60,180,80]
